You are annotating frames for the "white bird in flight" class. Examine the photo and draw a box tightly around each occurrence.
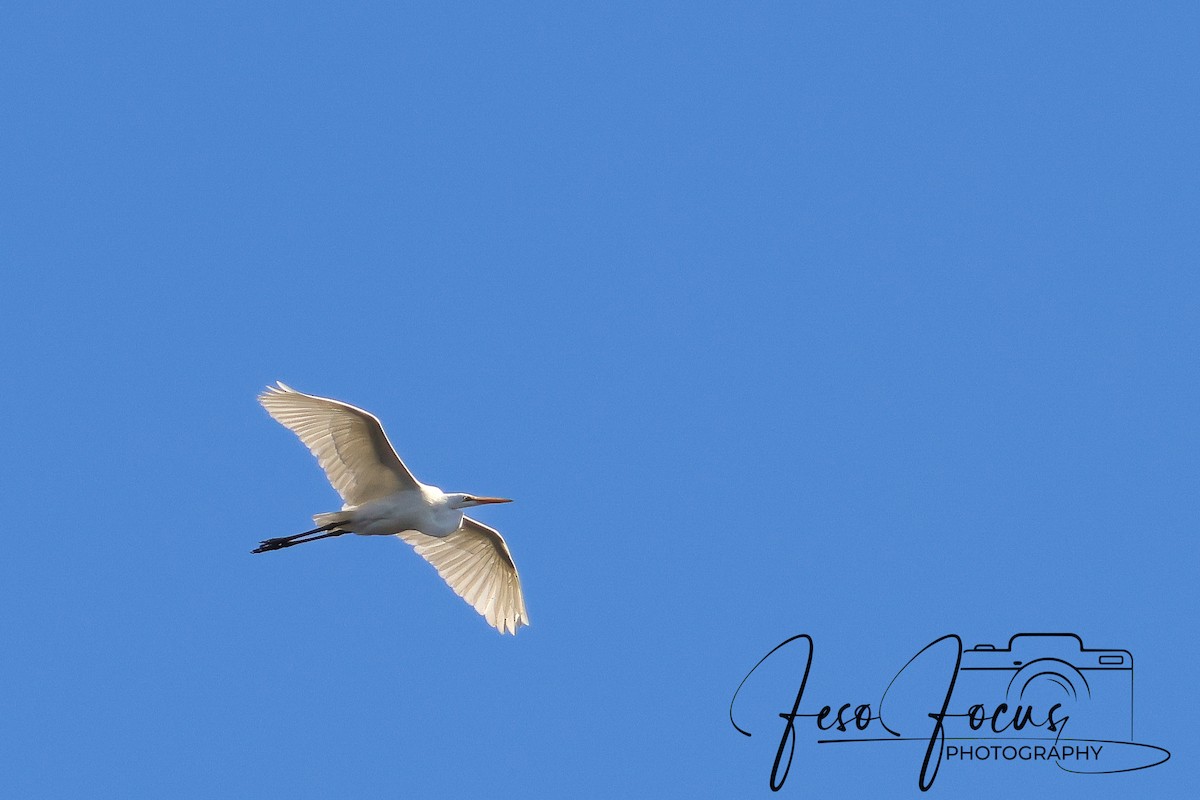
[253,382,529,635]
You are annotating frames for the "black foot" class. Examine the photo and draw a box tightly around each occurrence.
[251,537,292,554]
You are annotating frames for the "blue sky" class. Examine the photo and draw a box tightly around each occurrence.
[2,2,1197,797]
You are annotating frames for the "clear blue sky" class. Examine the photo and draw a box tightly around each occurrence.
[2,3,1196,798]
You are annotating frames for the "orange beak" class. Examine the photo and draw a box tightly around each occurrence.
[472,496,513,505]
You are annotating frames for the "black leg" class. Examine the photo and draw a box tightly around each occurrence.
[252,523,346,554]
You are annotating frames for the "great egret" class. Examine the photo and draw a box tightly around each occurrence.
[253,382,528,635]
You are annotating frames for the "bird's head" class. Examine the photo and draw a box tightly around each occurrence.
[448,493,513,510]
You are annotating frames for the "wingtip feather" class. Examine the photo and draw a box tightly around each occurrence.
[258,381,294,403]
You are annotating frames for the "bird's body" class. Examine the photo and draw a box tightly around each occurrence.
[331,486,468,538]
[254,382,529,635]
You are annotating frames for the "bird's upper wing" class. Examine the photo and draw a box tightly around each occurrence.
[398,517,529,635]
[258,382,420,504]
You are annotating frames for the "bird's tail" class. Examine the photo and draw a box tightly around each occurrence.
[312,511,353,530]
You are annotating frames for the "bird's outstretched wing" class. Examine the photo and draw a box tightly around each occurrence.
[398,517,529,635]
[258,382,420,505]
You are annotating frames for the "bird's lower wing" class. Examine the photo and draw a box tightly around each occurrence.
[397,517,529,635]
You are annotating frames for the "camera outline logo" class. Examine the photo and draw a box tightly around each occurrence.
[952,632,1134,742]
